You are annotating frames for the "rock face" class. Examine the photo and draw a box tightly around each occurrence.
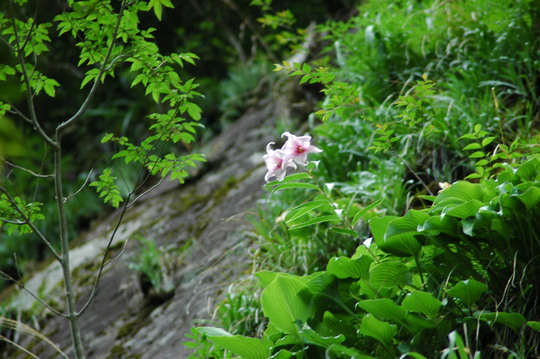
[1,90,307,358]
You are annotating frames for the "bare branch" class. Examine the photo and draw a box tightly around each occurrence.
[64,169,93,203]
[0,217,25,225]
[0,271,67,318]
[4,100,33,125]
[80,103,182,315]
[126,177,164,208]
[0,185,61,261]
[0,157,54,178]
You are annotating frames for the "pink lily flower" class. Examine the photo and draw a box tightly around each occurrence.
[281,132,323,165]
[263,142,297,182]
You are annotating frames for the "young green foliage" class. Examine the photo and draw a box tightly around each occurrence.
[0,0,206,358]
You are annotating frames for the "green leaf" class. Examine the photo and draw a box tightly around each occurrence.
[270,349,294,359]
[186,102,202,121]
[515,157,540,181]
[299,326,345,348]
[359,314,397,348]
[442,199,484,219]
[43,78,60,97]
[329,227,358,237]
[81,68,100,89]
[255,270,281,288]
[358,298,407,324]
[325,344,373,358]
[196,327,269,359]
[260,274,314,334]
[351,197,384,226]
[481,136,497,147]
[369,261,411,289]
[89,168,123,208]
[326,255,373,280]
[468,151,485,159]
[380,210,428,256]
[417,215,458,236]
[462,143,482,151]
[148,0,164,20]
[442,331,472,359]
[270,182,319,193]
[401,291,442,318]
[514,186,540,211]
[432,181,488,208]
[399,353,428,359]
[265,172,311,186]
[289,214,341,230]
[285,200,329,224]
[447,279,487,307]
[526,321,540,332]
[475,311,526,332]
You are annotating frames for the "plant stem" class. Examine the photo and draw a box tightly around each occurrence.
[414,253,426,290]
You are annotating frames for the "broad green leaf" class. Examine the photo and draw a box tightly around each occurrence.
[526,321,540,332]
[475,311,526,332]
[514,186,540,211]
[270,349,294,359]
[326,255,373,280]
[433,181,487,208]
[299,326,345,348]
[401,291,442,318]
[301,272,337,299]
[447,279,487,307]
[380,210,427,256]
[442,199,484,219]
[399,353,429,359]
[358,279,396,299]
[260,275,314,334]
[404,313,436,333]
[196,327,269,359]
[358,298,406,324]
[256,270,281,288]
[369,261,411,288]
[515,157,540,182]
[326,344,373,358]
[417,215,458,236]
[274,334,301,348]
[369,215,396,246]
[359,314,397,348]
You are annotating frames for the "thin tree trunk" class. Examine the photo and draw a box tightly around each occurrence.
[54,147,86,359]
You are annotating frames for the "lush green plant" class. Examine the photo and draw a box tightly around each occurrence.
[186,1,540,357]
[191,156,540,358]
[0,0,205,357]
[128,236,166,294]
